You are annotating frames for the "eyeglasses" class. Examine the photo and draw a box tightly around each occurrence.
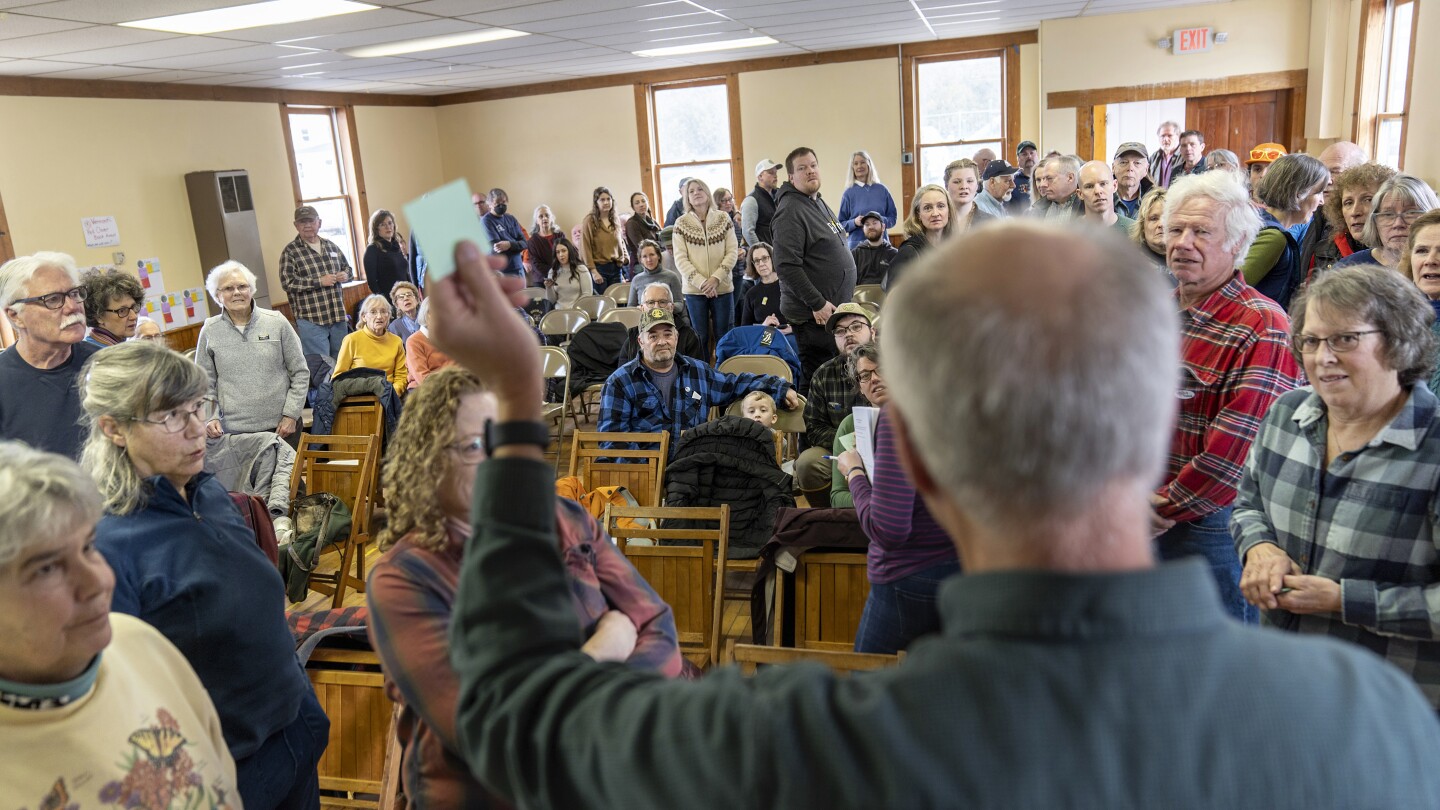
[1293,330,1381,353]
[642,300,673,309]
[833,321,870,337]
[128,399,217,433]
[448,435,486,465]
[856,369,883,384]
[14,286,86,310]
[1374,210,1427,226]
[103,304,142,318]
[218,283,251,295]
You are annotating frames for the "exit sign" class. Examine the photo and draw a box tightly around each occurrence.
[1173,27,1213,54]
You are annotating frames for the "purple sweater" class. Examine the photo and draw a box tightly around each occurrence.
[848,409,959,584]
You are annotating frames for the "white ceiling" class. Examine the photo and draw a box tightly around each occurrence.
[0,0,1229,96]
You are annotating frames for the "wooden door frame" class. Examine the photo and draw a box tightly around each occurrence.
[0,187,14,348]
[1049,69,1307,161]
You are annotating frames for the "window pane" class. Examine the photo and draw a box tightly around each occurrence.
[917,56,1002,145]
[307,197,356,270]
[1384,0,1413,112]
[919,142,1000,189]
[288,113,343,199]
[654,84,731,164]
[658,162,732,221]
[1375,118,1403,169]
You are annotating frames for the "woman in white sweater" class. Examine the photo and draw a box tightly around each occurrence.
[546,238,596,311]
[672,177,739,351]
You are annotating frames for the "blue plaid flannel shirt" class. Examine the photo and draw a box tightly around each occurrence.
[598,355,791,455]
[1232,384,1440,707]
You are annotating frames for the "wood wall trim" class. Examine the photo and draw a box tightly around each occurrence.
[0,75,431,107]
[1004,45,1021,158]
[633,82,656,221]
[436,30,1037,106]
[278,106,304,208]
[339,105,370,266]
[1075,108,1095,164]
[900,53,917,208]
[1046,69,1308,110]
[1396,0,1419,169]
[1351,0,1386,147]
[725,73,745,202]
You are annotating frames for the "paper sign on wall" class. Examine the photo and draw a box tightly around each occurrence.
[82,217,120,248]
[182,287,206,323]
[136,258,164,295]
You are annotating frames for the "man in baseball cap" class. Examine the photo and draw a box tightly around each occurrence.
[1010,141,1039,214]
[1111,142,1153,220]
[279,203,352,360]
[741,158,785,246]
[977,159,1022,218]
[793,302,875,507]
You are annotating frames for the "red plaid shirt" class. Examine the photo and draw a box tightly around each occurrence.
[1158,272,1302,522]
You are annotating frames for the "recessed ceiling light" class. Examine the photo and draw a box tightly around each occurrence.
[120,0,376,35]
[340,28,528,58]
[634,35,777,57]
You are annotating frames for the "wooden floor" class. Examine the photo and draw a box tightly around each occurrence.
[287,402,758,664]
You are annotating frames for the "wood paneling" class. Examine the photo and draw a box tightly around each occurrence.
[306,647,395,807]
[1005,45,1022,159]
[1188,90,1286,157]
[0,75,429,107]
[633,82,656,217]
[792,552,870,652]
[1075,108,1095,163]
[1047,69,1308,110]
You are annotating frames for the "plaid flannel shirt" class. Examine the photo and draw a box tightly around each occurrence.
[279,235,352,325]
[1232,384,1440,707]
[599,355,791,455]
[1159,272,1303,522]
[367,506,685,807]
[804,354,868,449]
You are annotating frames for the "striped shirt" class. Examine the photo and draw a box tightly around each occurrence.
[1158,272,1303,522]
[279,234,351,325]
[847,409,959,584]
[1232,384,1440,707]
[367,504,685,808]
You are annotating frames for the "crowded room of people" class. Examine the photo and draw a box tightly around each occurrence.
[4,0,1440,807]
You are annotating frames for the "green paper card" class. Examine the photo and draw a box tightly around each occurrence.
[403,178,491,283]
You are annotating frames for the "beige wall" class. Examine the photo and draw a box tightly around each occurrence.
[435,85,641,234]
[0,95,297,303]
[354,105,444,237]
[1404,0,1438,185]
[740,59,903,206]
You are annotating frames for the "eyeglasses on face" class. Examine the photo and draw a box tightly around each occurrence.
[103,304,142,318]
[856,369,883,384]
[642,300,673,309]
[128,398,217,434]
[1293,330,1381,353]
[1373,210,1426,226]
[15,286,86,310]
[833,321,870,337]
[219,283,251,295]
[448,435,486,465]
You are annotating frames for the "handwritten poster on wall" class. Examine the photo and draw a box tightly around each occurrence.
[82,216,120,248]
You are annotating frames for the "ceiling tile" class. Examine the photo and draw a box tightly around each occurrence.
[8,0,240,24]
[0,23,171,58]
[286,17,477,51]
[0,11,90,40]
[121,42,315,69]
[56,34,251,64]
[31,63,161,79]
[0,56,87,73]
[204,7,435,44]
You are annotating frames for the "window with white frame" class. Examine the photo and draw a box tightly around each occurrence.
[915,53,1004,187]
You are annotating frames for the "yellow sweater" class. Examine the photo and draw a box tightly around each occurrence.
[0,614,239,808]
[334,327,408,389]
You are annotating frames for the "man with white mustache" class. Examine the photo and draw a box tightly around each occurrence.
[0,251,100,458]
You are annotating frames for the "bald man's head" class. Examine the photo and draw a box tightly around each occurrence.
[1079,161,1116,217]
[882,222,1178,528]
[1318,141,1366,191]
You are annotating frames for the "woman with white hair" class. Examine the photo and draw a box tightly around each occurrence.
[195,260,307,439]
[80,342,327,808]
[0,440,241,807]
[1335,174,1440,270]
[334,293,408,390]
[837,150,898,249]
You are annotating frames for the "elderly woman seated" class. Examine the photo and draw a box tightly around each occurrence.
[1233,264,1440,709]
[80,267,144,348]
[0,441,239,806]
[196,260,308,439]
[80,342,328,808]
[366,365,688,807]
[335,293,407,390]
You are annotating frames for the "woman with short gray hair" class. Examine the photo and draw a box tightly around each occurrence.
[0,440,242,803]
[1240,153,1329,309]
[195,260,307,439]
[1335,173,1440,270]
[80,267,144,348]
[334,292,408,390]
[79,341,328,807]
[1233,263,1440,708]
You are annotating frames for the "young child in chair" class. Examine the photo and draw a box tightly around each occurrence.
[741,390,779,429]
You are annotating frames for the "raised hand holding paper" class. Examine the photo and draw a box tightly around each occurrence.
[403,178,491,283]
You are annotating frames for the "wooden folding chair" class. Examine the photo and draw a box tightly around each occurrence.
[567,430,669,507]
[604,504,730,670]
[774,552,871,651]
[334,394,385,446]
[731,643,902,676]
[290,433,379,608]
[305,645,396,809]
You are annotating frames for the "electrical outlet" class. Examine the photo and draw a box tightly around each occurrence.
[113,251,125,266]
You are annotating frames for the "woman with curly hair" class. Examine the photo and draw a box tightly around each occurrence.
[365,366,688,808]
[1315,163,1397,274]
[80,267,144,347]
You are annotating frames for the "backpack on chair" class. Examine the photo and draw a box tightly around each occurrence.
[278,492,353,603]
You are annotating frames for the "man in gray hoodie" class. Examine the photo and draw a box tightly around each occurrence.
[772,147,857,393]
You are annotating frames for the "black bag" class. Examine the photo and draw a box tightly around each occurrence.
[278,492,353,603]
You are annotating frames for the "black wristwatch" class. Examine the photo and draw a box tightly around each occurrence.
[482,419,551,456]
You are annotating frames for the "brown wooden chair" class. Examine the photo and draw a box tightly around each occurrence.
[774,551,871,652]
[290,433,380,608]
[730,642,902,676]
[333,394,385,446]
[604,504,730,670]
[306,646,396,809]
[567,430,669,507]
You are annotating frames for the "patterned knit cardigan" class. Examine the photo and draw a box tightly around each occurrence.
[672,208,739,296]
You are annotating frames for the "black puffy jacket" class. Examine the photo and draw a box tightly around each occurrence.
[662,416,795,559]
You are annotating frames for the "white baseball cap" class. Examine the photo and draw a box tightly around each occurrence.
[754,158,783,176]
